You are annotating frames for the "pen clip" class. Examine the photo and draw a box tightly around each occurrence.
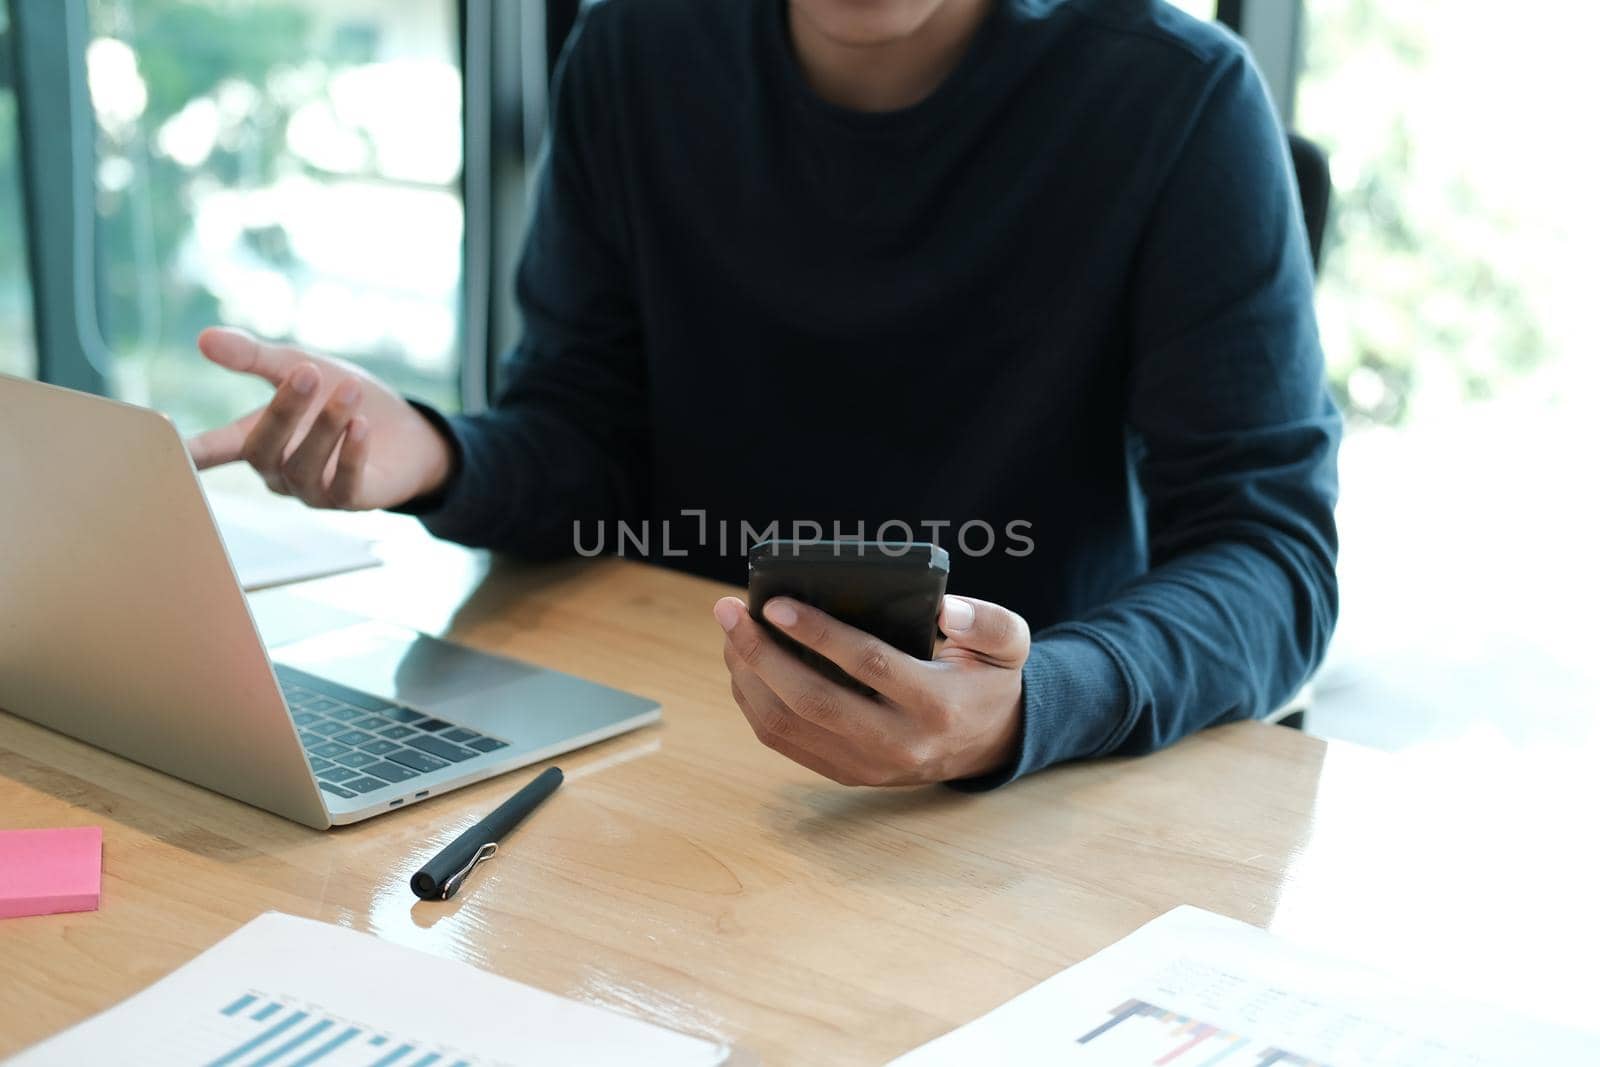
[439,841,498,900]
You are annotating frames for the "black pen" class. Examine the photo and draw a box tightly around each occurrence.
[410,766,564,900]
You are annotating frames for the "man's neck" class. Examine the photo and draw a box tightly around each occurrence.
[788,0,994,113]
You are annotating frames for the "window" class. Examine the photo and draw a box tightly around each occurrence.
[1297,0,1600,748]
[85,0,463,433]
[0,0,36,379]
[1298,0,1594,430]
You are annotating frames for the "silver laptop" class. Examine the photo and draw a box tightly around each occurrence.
[0,374,661,827]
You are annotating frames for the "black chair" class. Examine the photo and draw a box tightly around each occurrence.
[1288,132,1332,274]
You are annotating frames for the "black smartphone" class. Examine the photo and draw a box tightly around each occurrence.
[747,539,950,691]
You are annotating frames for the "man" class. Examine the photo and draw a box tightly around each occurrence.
[188,0,1339,789]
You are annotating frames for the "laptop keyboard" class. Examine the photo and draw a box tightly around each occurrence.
[273,664,509,800]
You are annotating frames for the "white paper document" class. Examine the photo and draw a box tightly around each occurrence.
[212,493,380,591]
[9,912,735,1067]
[889,906,1598,1066]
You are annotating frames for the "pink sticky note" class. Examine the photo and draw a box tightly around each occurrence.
[0,827,103,919]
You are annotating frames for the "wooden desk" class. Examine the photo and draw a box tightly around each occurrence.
[3,531,1598,1064]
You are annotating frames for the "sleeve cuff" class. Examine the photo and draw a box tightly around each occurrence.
[387,399,461,517]
[946,628,1132,792]
[386,400,505,545]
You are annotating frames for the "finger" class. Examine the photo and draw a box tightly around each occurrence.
[327,415,369,509]
[711,596,745,635]
[186,410,262,470]
[729,671,865,786]
[280,378,362,504]
[240,363,320,491]
[938,596,1031,668]
[760,597,923,704]
[716,598,895,740]
[197,327,302,386]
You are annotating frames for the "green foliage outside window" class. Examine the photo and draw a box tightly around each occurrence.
[87,0,462,432]
[1300,0,1563,427]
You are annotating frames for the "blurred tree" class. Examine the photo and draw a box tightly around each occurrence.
[1300,0,1547,426]
[90,0,319,359]
[3,0,463,424]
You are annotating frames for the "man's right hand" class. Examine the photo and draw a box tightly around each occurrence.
[186,327,455,511]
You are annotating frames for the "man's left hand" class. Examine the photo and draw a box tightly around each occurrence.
[713,593,1030,786]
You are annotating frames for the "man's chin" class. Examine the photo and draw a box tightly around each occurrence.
[790,0,942,47]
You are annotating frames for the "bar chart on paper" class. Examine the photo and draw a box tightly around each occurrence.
[1075,998,1324,1067]
[888,906,1600,1067]
[193,991,476,1067]
[9,914,731,1067]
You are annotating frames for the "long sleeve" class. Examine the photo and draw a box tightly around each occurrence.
[404,11,649,556]
[965,45,1341,786]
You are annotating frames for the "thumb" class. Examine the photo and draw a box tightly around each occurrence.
[186,409,262,470]
[939,595,1031,669]
[197,326,299,385]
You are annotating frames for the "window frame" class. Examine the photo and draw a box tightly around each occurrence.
[1220,0,1307,125]
[7,0,107,395]
[0,0,39,380]
[459,0,567,411]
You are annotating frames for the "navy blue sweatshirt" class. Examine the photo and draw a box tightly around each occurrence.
[407,0,1341,785]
